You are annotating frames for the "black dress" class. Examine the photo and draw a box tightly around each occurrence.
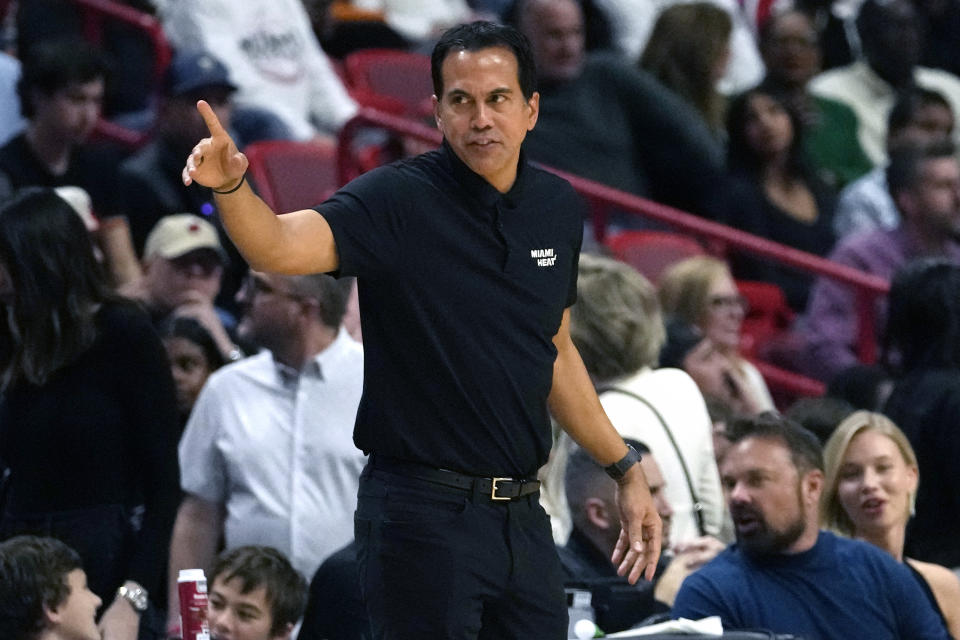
[0,301,180,602]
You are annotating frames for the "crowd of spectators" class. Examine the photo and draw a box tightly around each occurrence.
[0,0,959,638]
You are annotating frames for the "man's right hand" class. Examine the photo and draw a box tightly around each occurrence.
[182,100,248,192]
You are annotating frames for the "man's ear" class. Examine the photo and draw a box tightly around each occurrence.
[43,602,62,628]
[585,497,614,530]
[432,94,442,130]
[802,468,824,506]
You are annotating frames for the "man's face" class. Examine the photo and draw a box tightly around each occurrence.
[33,79,104,144]
[862,0,921,86]
[47,569,102,640]
[762,11,821,87]
[639,455,674,549]
[145,249,223,312]
[235,272,307,350]
[905,156,960,240]
[521,0,586,82]
[433,46,539,193]
[163,88,234,152]
[720,437,819,557]
[208,576,286,640]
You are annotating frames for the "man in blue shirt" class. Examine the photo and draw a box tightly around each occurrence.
[673,413,949,639]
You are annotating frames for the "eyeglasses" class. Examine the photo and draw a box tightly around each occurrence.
[707,294,749,312]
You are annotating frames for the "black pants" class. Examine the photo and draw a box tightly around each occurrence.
[354,461,568,639]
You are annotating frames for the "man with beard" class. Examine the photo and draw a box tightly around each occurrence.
[672,413,949,639]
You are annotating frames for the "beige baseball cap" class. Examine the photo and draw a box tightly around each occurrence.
[144,213,227,262]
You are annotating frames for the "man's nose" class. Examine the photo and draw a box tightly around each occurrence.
[472,102,493,129]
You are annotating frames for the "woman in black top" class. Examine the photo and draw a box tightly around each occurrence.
[0,188,180,640]
[723,87,837,311]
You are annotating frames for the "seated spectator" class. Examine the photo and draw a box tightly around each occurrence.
[640,3,732,138]
[658,256,775,411]
[803,140,960,381]
[826,363,894,412]
[759,9,872,189]
[0,38,121,217]
[591,0,764,94]
[207,546,307,640]
[833,88,954,239]
[560,440,724,632]
[155,0,358,142]
[159,316,228,431]
[821,411,960,636]
[0,536,102,640]
[514,0,727,222]
[570,254,726,544]
[882,259,960,568]
[722,87,837,310]
[809,0,960,166]
[672,413,950,638]
[121,213,240,362]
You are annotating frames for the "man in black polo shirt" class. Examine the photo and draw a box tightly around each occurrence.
[181,21,661,639]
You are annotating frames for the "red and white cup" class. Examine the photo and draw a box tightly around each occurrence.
[178,569,210,640]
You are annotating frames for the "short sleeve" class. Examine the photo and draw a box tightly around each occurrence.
[317,165,409,278]
[178,380,227,503]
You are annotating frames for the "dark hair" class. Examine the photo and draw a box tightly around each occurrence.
[884,259,960,372]
[0,536,84,640]
[565,439,649,517]
[210,546,307,636]
[783,396,856,445]
[17,38,108,118]
[0,188,114,389]
[431,21,537,100]
[726,87,809,180]
[289,274,352,329]
[887,87,952,135]
[886,138,957,200]
[504,0,615,54]
[159,316,228,371]
[726,412,823,473]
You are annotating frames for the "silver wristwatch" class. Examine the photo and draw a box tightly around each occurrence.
[117,584,148,613]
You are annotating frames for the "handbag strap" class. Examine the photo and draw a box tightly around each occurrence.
[600,386,707,536]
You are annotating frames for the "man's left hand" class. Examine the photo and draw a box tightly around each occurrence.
[611,464,662,584]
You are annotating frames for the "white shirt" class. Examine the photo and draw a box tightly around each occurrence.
[599,367,727,545]
[157,0,358,140]
[810,61,960,166]
[179,329,365,578]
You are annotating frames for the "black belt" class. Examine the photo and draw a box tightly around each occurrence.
[372,456,540,501]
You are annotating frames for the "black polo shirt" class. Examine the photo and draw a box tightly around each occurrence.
[320,142,584,477]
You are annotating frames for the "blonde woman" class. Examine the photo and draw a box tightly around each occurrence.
[822,411,960,637]
[658,255,773,414]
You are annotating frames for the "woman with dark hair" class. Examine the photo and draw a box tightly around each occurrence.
[0,188,180,640]
[881,259,960,569]
[159,316,228,430]
[722,87,837,310]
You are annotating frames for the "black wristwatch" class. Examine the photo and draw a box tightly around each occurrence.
[604,444,642,481]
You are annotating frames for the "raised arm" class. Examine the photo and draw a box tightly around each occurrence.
[165,495,225,635]
[548,308,662,584]
[182,100,338,275]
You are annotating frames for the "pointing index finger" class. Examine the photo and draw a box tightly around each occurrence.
[197,99,227,137]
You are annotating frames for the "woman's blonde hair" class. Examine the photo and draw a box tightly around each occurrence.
[821,410,919,536]
[570,253,665,382]
[657,255,731,328]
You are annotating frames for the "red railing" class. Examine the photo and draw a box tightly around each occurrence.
[338,108,890,389]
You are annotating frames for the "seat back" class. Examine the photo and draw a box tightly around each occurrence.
[605,230,706,283]
[737,280,795,358]
[244,139,340,213]
[343,48,433,117]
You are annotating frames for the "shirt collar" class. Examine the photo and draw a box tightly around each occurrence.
[440,139,530,209]
[271,327,355,387]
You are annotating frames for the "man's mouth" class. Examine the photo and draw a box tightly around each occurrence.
[732,510,762,536]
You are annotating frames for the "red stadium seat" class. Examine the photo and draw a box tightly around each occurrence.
[737,280,795,359]
[343,48,433,117]
[244,139,340,213]
[604,230,706,283]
